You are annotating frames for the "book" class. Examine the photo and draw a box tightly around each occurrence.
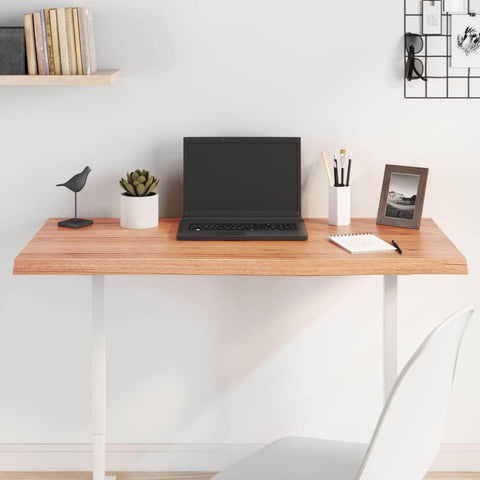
[72,8,83,75]
[39,10,50,74]
[49,9,62,75]
[85,7,97,73]
[328,233,397,254]
[56,8,70,74]
[77,7,91,75]
[65,8,78,74]
[24,14,37,75]
[44,9,55,74]
[0,27,26,74]
[23,5,98,76]
[33,12,46,75]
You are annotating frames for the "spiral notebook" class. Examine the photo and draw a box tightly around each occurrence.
[329,233,396,254]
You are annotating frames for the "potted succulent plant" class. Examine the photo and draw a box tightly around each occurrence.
[119,170,159,229]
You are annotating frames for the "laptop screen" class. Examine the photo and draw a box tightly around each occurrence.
[183,138,301,218]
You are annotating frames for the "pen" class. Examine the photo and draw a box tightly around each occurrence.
[335,154,344,186]
[392,240,402,254]
[321,150,333,187]
[333,158,338,187]
[346,157,352,187]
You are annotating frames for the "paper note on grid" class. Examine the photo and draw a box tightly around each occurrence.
[329,233,397,254]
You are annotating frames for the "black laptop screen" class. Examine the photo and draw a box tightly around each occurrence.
[184,138,300,217]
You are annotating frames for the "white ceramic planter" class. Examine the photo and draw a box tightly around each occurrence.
[120,193,159,229]
[329,186,351,226]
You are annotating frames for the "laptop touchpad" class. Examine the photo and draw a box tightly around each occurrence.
[215,231,246,236]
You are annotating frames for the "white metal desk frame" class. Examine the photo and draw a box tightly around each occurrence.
[90,274,399,480]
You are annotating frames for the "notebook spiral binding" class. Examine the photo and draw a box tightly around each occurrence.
[330,232,373,237]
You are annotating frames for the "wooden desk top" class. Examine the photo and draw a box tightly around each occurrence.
[13,218,468,276]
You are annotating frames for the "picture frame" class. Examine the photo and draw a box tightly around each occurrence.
[376,165,429,230]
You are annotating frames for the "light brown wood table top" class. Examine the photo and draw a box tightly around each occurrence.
[13,218,467,276]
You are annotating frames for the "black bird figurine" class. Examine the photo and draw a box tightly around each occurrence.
[56,166,93,229]
[57,165,91,192]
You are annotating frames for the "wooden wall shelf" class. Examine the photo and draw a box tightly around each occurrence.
[0,69,120,86]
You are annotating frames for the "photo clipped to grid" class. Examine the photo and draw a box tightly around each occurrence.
[404,0,480,98]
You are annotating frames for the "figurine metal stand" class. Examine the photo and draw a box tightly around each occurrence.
[57,166,94,229]
[58,192,94,228]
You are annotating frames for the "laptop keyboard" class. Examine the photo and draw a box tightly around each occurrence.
[188,222,298,232]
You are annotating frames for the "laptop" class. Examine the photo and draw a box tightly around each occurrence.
[176,137,308,240]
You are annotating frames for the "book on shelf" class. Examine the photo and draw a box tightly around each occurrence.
[32,11,46,75]
[65,8,78,74]
[56,7,69,74]
[0,27,26,75]
[49,9,61,74]
[72,8,83,75]
[24,14,37,74]
[44,9,56,74]
[39,10,50,74]
[77,7,91,74]
[85,7,97,74]
[23,6,98,76]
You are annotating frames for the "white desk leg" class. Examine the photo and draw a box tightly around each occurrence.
[92,276,116,480]
[383,275,398,401]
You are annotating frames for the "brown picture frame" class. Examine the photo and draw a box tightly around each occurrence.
[376,165,429,230]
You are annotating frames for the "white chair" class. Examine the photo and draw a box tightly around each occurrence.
[213,307,474,480]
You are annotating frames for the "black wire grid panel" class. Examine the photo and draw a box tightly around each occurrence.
[405,0,480,98]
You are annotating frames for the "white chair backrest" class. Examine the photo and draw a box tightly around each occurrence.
[357,307,474,480]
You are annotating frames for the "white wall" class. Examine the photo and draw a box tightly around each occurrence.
[0,0,479,471]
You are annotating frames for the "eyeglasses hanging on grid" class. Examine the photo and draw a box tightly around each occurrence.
[405,33,428,81]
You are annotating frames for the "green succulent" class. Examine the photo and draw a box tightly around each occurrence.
[120,169,159,197]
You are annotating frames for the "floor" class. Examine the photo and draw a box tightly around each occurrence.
[0,473,479,480]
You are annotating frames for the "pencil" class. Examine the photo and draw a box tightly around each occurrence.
[321,150,334,187]
[333,165,339,187]
[346,158,352,186]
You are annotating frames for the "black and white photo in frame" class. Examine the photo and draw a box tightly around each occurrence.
[385,173,419,220]
[377,165,428,230]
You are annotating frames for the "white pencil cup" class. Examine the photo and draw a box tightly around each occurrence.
[329,186,351,226]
